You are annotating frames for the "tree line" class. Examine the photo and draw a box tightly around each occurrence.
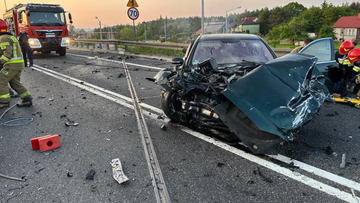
[71,1,360,43]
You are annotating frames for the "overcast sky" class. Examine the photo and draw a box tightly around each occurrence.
[0,0,354,28]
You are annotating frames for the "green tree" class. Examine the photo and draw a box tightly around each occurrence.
[318,25,336,39]
[258,7,271,35]
[269,7,286,28]
[69,25,75,34]
[120,27,134,41]
[295,7,324,32]
[282,2,306,22]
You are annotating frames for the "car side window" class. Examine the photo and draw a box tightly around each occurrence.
[300,39,332,62]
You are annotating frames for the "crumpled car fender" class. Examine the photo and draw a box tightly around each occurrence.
[220,53,330,140]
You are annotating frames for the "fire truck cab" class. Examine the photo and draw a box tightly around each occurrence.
[3,3,73,56]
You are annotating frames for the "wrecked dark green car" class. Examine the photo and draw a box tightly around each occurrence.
[153,34,331,154]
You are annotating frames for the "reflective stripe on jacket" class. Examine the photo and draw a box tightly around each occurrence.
[0,33,24,66]
[338,58,354,67]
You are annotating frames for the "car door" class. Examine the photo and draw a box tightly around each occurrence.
[299,37,337,92]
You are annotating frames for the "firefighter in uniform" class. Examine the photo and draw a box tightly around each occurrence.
[0,19,32,109]
[333,40,357,98]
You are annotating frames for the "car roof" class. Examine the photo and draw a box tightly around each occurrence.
[199,34,261,41]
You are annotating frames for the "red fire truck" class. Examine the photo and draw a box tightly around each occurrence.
[3,3,73,56]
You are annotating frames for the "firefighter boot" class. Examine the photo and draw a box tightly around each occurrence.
[0,103,10,109]
[17,97,32,107]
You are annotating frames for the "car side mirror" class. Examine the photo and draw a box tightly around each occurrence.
[68,13,73,24]
[171,57,184,66]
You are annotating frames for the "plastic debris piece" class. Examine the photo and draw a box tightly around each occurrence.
[0,173,26,182]
[110,158,129,184]
[86,169,96,180]
[160,125,167,131]
[340,153,346,169]
[67,172,73,177]
[65,120,79,126]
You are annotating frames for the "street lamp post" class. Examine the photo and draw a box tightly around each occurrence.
[95,16,102,40]
[225,6,241,34]
[144,22,147,41]
[201,0,204,35]
[164,19,167,42]
[4,0,7,11]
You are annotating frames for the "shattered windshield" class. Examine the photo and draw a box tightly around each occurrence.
[28,12,65,26]
[191,39,275,66]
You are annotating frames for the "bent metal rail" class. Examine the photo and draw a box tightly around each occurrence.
[72,39,292,55]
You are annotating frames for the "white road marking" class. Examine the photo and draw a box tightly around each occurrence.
[32,62,360,202]
[68,53,165,70]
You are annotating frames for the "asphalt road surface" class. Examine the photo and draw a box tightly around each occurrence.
[0,48,359,203]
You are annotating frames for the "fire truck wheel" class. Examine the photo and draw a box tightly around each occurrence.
[59,47,66,56]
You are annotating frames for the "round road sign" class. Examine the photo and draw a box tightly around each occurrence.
[128,7,139,20]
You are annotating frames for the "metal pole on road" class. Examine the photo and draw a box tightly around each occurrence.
[164,19,167,42]
[133,20,136,41]
[225,6,241,34]
[144,22,147,41]
[201,0,204,35]
[95,16,102,40]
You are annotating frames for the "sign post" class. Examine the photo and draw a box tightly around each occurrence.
[127,0,139,41]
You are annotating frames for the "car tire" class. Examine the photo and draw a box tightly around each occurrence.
[161,90,183,122]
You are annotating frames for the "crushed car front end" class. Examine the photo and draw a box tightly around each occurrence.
[153,34,330,154]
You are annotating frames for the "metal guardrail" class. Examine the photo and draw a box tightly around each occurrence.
[72,39,188,51]
[72,39,292,55]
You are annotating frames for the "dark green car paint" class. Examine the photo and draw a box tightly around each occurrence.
[220,53,330,140]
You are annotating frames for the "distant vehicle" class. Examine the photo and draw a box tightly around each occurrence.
[151,34,333,154]
[3,3,73,56]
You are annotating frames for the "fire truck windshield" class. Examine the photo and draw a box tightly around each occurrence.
[28,12,65,26]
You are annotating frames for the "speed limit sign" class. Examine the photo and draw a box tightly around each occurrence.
[128,7,139,20]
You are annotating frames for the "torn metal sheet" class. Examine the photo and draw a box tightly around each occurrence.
[110,158,129,184]
[221,54,330,140]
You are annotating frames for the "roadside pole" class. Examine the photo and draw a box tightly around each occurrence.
[127,0,139,41]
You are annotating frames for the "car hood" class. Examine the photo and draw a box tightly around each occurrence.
[221,53,330,140]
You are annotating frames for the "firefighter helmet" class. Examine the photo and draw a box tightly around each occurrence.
[347,49,360,63]
[0,19,8,33]
[339,40,355,55]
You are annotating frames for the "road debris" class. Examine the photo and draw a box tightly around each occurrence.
[118,73,124,78]
[160,125,167,131]
[48,97,55,101]
[324,146,334,155]
[35,168,45,174]
[217,163,225,167]
[67,172,73,177]
[91,69,100,73]
[326,111,339,117]
[0,173,26,182]
[110,158,129,184]
[85,169,96,180]
[255,167,273,183]
[340,153,347,169]
[351,188,360,203]
[65,119,79,126]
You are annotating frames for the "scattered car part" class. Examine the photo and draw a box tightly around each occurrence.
[110,158,129,184]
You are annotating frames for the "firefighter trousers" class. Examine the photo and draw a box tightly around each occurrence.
[0,68,31,104]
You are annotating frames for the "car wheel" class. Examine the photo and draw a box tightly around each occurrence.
[160,91,183,122]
